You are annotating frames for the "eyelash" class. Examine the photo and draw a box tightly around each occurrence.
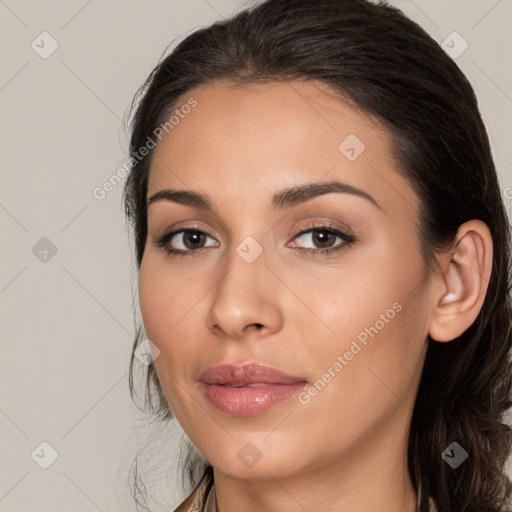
[154,222,356,258]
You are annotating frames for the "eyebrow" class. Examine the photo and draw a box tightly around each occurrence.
[146,180,382,212]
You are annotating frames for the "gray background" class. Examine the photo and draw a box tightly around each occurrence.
[1,0,511,511]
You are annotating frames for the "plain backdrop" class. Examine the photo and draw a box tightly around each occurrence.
[1,0,511,511]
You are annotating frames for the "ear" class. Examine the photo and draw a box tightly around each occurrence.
[429,220,493,343]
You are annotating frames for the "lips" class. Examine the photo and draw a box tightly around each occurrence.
[198,362,307,386]
[198,363,308,416]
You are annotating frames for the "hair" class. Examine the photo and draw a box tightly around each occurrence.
[122,0,512,510]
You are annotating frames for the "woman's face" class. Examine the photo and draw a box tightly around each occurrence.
[139,80,434,480]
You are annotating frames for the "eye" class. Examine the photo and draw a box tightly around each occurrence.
[290,224,355,254]
[154,223,355,258]
[155,228,218,256]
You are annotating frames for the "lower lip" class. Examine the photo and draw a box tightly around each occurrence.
[201,382,308,416]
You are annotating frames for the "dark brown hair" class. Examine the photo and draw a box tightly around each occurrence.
[123,0,512,510]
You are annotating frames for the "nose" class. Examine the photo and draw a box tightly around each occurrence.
[205,246,284,341]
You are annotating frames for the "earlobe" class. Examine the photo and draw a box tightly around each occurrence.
[428,220,493,343]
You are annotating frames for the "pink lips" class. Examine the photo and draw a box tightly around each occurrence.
[198,363,308,416]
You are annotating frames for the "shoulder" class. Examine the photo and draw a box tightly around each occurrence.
[172,466,214,512]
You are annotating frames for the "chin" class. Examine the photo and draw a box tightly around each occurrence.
[206,441,306,481]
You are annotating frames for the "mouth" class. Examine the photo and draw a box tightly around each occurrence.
[222,382,275,388]
[198,362,307,385]
[198,363,308,416]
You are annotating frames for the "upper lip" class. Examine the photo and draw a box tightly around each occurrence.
[199,363,307,386]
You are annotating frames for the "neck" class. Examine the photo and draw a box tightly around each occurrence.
[212,410,418,512]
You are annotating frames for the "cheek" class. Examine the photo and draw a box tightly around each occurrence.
[138,255,209,372]
[299,239,423,341]
[138,260,168,339]
[138,256,187,367]
[296,237,428,387]
[138,258,201,414]
[292,271,428,449]
[139,255,194,338]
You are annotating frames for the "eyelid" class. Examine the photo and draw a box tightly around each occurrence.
[154,219,206,234]
[288,218,354,242]
[152,220,220,241]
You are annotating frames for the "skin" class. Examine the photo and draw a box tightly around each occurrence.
[138,80,493,512]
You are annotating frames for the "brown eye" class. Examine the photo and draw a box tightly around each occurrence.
[155,228,218,256]
[292,227,354,252]
[181,230,206,249]
[311,229,337,248]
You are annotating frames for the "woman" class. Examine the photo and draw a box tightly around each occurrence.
[123,0,512,510]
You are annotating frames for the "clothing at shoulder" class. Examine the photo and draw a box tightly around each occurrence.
[172,466,214,512]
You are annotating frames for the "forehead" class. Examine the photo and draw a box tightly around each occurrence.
[147,80,419,218]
